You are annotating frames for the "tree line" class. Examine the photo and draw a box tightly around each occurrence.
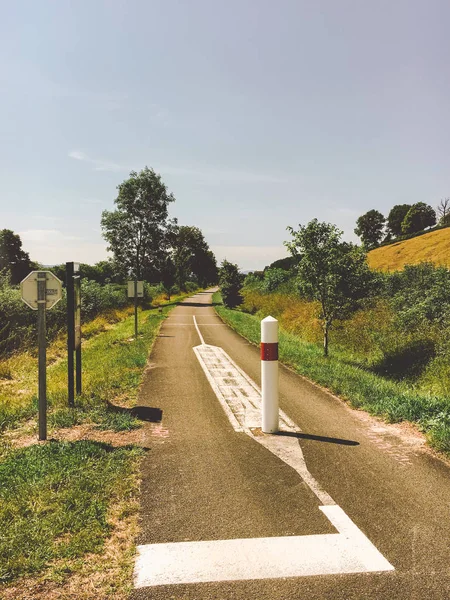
[1,166,219,294]
[354,198,450,250]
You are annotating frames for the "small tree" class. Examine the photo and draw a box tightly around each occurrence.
[401,202,436,235]
[387,204,411,237]
[101,167,175,280]
[219,260,243,308]
[354,209,385,249]
[437,198,450,225]
[285,220,374,356]
[0,229,33,285]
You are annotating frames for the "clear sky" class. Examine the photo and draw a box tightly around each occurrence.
[1,0,450,270]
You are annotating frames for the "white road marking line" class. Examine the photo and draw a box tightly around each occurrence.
[194,346,243,432]
[134,338,394,589]
[193,343,332,505]
[134,507,394,588]
[320,505,394,573]
[193,316,205,345]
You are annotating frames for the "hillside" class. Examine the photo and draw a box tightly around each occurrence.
[368,227,450,271]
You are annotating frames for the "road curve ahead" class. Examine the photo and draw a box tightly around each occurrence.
[131,290,450,600]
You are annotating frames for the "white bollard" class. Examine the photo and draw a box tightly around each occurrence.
[261,316,279,433]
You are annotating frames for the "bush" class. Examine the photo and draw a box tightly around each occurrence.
[0,277,131,358]
[219,260,244,308]
[185,281,198,293]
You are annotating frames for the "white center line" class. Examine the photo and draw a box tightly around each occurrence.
[193,315,205,345]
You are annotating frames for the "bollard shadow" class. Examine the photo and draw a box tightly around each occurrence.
[275,430,359,446]
[106,401,163,423]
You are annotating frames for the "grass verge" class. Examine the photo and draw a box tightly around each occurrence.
[0,291,194,597]
[0,294,189,435]
[0,441,143,585]
[213,292,450,455]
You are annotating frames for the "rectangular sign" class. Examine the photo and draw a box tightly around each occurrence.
[128,281,144,298]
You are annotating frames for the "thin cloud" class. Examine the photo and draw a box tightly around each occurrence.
[68,151,129,173]
[159,165,288,184]
[68,151,88,161]
[19,229,83,243]
[68,150,289,183]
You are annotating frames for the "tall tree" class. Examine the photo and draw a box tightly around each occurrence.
[0,229,32,284]
[285,220,374,356]
[401,202,436,234]
[354,209,385,249]
[387,204,411,237]
[160,256,176,299]
[101,167,175,280]
[171,225,217,289]
[219,260,244,308]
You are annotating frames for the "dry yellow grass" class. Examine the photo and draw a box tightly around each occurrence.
[368,228,450,271]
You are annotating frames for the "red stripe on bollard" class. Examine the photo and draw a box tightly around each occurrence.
[261,342,278,361]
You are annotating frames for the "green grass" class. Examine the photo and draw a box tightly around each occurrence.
[0,291,195,590]
[0,296,187,434]
[213,292,450,454]
[0,440,143,583]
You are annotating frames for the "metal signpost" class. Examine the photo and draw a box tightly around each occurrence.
[128,280,144,338]
[66,262,81,407]
[21,270,63,440]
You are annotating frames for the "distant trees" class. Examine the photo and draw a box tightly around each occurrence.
[266,256,296,271]
[387,204,411,237]
[353,200,442,246]
[354,210,385,249]
[101,168,218,291]
[101,167,175,280]
[285,220,374,356]
[219,260,244,308]
[437,198,450,225]
[170,225,218,290]
[0,229,33,285]
[401,203,436,235]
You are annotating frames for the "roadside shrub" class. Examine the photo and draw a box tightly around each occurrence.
[219,260,244,308]
[0,278,130,358]
[262,268,291,292]
[142,283,163,308]
[81,280,127,320]
[185,281,198,293]
[0,283,36,354]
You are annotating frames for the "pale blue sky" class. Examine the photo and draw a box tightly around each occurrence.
[1,0,450,270]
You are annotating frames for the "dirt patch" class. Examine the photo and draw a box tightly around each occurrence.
[4,423,147,451]
[52,424,147,447]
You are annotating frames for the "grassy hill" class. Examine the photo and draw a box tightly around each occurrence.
[368,227,450,271]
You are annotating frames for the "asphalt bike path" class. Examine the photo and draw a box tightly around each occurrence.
[131,291,450,599]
